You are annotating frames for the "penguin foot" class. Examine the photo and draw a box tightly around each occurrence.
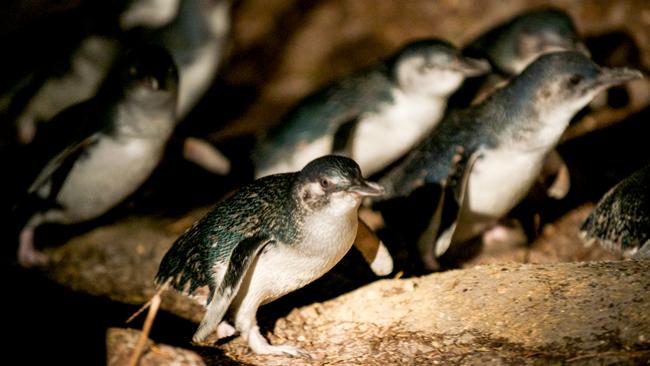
[421,254,441,272]
[368,241,394,276]
[18,228,48,268]
[482,223,527,249]
[183,137,231,176]
[216,321,236,339]
[17,246,48,268]
[247,326,311,358]
[546,162,571,199]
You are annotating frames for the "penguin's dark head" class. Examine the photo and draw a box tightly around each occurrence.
[121,44,179,97]
[516,51,642,115]
[485,8,588,75]
[390,39,491,97]
[296,155,384,213]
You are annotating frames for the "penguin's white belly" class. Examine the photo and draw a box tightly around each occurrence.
[353,94,443,176]
[256,135,332,178]
[246,210,358,304]
[53,137,163,223]
[466,148,545,218]
[176,42,221,119]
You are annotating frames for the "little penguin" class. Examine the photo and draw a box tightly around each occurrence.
[253,38,491,178]
[131,0,232,119]
[128,155,384,363]
[132,0,234,175]
[6,0,232,175]
[446,7,590,231]
[15,45,179,267]
[581,163,650,259]
[447,7,588,119]
[375,51,642,270]
[464,7,588,79]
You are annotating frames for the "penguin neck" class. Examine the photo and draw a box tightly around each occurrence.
[481,76,571,153]
[112,95,176,139]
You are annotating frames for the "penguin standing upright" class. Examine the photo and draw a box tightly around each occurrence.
[129,156,384,363]
[254,39,490,178]
[15,45,179,267]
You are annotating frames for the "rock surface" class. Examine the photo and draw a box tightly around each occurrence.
[4,0,650,364]
[45,209,650,365]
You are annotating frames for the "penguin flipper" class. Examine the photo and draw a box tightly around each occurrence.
[27,132,99,200]
[431,149,484,258]
[25,100,101,195]
[193,234,274,342]
[331,116,360,157]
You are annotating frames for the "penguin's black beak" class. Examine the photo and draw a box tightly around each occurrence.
[455,56,491,77]
[348,181,385,197]
[592,67,643,89]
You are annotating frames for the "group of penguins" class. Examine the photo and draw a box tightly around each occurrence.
[1,0,648,361]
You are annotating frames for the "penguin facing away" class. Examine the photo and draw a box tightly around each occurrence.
[254,38,490,178]
[16,45,179,267]
[375,51,643,270]
[581,163,650,259]
[446,7,588,120]
[128,155,384,363]
[464,7,588,78]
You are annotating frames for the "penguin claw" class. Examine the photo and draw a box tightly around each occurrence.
[216,321,236,339]
[248,327,312,358]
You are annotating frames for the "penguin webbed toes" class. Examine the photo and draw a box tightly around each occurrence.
[247,325,312,359]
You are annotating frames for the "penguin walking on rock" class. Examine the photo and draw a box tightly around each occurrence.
[374,51,642,271]
[581,163,650,259]
[15,45,179,267]
[254,39,490,178]
[127,155,384,364]
[449,8,590,202]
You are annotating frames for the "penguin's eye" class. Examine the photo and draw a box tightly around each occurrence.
[568,74,583,86]
[320,178,330,189]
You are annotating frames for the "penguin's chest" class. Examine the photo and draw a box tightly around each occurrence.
[353,93,444,175]
[465,147,546,218]
[54,137,164,221]
[176,42,221,118]
[252,210,358,303]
